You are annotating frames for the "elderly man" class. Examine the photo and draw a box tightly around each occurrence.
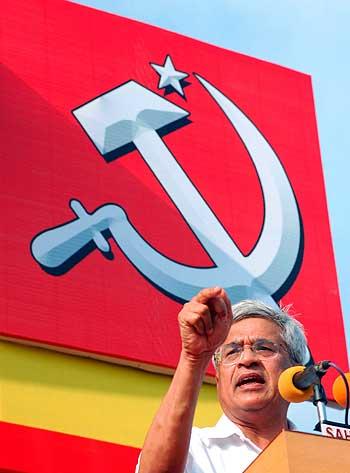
[137,286,308,473]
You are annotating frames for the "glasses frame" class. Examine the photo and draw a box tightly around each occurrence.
[214,338,289,367]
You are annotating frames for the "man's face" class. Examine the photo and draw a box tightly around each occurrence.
[216,317,293,421]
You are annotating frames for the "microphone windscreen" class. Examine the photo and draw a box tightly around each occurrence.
[278,366,313,403]
[332,373,350,408]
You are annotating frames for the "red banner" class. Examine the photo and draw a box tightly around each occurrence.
[1,0,347,382]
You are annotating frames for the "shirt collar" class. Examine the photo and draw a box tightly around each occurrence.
[204,414,245,440]
[200,414,298,443]
[198,414,249,446]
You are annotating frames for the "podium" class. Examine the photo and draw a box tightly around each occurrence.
[245,430,350,472]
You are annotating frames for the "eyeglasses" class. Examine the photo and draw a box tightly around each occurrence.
[214,339,287,366]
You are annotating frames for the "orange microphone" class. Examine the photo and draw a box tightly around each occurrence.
[278,361,330,403]
[278,366,314,402]
[332,372,350,408]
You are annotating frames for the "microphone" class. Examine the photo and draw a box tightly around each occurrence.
[278,361,330,403]
[332,372,350,408]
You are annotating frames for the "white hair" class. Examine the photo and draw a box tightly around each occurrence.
[213,299,308,368]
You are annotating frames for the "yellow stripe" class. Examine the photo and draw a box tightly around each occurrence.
[0,341,221,448]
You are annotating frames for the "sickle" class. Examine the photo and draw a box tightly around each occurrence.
[194,74,303,300]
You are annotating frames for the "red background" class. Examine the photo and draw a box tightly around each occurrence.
[0,0,347,381]
[0,422,140,473]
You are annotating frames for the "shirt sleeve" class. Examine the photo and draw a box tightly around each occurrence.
[134,428,203,473]
[134,452,141,473]
[184,427,206,473]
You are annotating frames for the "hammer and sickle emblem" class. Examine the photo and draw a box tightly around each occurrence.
[31,74,303,306]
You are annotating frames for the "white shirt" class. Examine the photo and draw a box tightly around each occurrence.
[185,414,261,473]
[136,415,296,473]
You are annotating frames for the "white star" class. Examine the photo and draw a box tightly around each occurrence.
[151,55,189,97]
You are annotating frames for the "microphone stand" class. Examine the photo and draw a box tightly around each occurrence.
[310,361,330,432]
[313,382,328,431]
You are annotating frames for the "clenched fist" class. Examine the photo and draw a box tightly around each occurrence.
[178,287,232,363]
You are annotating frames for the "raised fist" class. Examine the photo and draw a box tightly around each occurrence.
[178,287,232,362]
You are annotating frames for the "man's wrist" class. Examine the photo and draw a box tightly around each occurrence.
[179,350,213,373]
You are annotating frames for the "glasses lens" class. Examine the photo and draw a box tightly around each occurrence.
[221,343,242,365]
[220,340,279,365]
[253,340,278,357]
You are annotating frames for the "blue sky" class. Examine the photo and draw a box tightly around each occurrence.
[72,0,350,429]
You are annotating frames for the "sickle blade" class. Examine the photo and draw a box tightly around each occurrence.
[195,74,303,298]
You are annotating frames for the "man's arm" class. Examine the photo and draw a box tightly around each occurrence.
[138,287,232,473]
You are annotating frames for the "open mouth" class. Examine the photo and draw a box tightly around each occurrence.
[236,373,265,387]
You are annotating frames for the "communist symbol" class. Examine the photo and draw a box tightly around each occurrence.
[31,55,303,307]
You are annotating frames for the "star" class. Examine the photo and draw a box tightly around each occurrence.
[151,55,189,97]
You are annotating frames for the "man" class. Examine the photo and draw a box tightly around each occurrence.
[137,286,308,473]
